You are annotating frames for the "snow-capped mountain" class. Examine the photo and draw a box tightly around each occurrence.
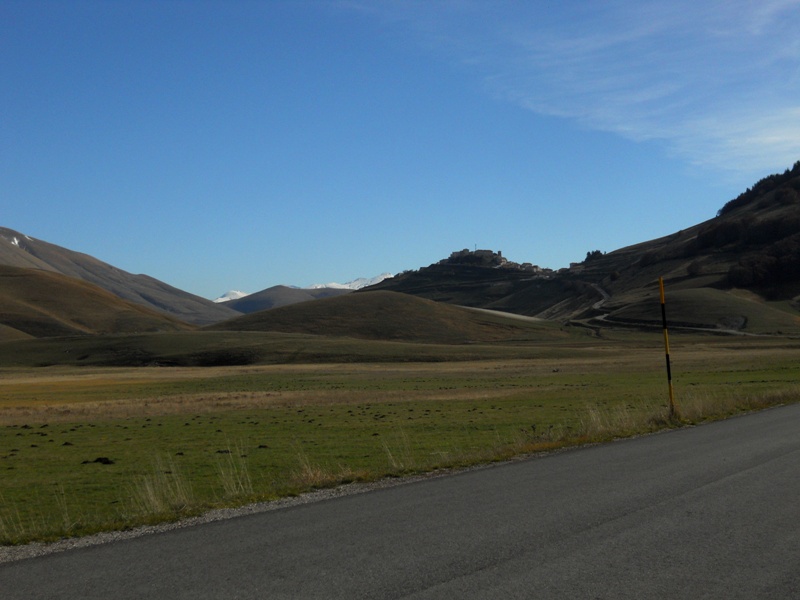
[307,273,394,290]
[213,273,393,306]
[213,290,250,303]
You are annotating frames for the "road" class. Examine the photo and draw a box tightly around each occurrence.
[2,404,799,599]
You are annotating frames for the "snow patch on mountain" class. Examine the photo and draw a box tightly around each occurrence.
[1,230,33,247]
[213,290,250,303]
[307,273,393,290]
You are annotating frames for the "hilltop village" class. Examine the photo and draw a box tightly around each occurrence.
[441,249,555,275]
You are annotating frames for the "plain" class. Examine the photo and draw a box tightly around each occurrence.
[1,330,798,546]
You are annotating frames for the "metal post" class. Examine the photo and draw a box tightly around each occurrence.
[659,277,677,418]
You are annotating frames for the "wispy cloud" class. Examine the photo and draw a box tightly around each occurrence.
[353,0,800,177]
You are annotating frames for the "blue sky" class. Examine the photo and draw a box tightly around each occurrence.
[3,0,799,300]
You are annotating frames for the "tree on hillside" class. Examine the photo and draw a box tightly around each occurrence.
[717,161,800,216]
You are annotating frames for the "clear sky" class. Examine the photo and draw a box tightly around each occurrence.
[3,1,799,300]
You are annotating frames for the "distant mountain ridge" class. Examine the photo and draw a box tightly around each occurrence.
[222,285,353,314]
[307,273,394,290]
[214,273,394,304]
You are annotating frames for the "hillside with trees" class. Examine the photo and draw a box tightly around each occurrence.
[368,163,800,333]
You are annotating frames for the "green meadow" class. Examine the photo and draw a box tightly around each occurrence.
[1,333,799,545]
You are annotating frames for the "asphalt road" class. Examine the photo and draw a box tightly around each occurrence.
[2,403,799,599]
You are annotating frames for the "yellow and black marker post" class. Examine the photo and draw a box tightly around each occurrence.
[659,277,678,419]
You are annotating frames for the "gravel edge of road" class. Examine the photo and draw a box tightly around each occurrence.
[0,457,528,565]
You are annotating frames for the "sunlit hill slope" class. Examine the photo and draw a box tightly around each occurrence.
[0,265,193,340]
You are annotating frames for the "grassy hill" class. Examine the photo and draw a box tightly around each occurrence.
[0,265,194,338]
[600,288,800,334]
[208,290,573,344]
[0,227,238,325]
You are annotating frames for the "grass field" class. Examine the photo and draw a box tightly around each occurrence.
[1,332,799,545]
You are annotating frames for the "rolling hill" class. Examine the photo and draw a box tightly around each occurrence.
[0,265,193,340]
[207,290,572,344]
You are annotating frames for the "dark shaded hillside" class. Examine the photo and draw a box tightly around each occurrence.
[208,290,572,344]
[0,228,238,325]
[573,163,800,318]
[364,248,557,316]
[225,285,352,314]
[364,250,605,320]
[366,264,534,308]
[0,265,193,338]
[367,163,800,333]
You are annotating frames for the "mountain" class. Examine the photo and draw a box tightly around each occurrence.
[3,162,798,341]
[367,163,800,335]
[0,228,239,325]
[307,273,394,290]
[0,265,193,339]
[223,285,353,314]
[207,290,570,344]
